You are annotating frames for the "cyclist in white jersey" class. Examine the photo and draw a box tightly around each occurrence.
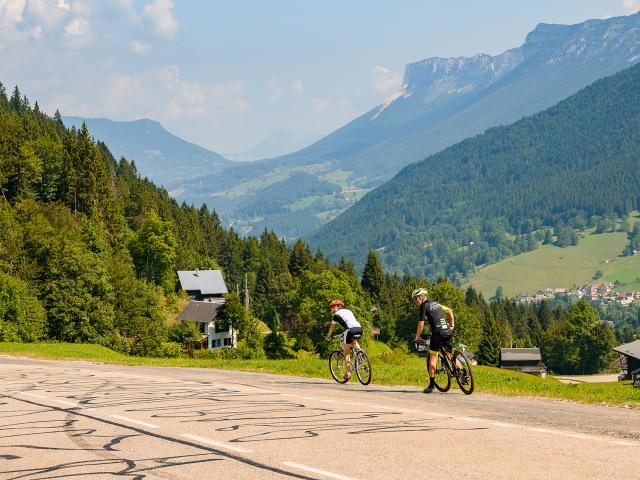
[325,299,363,380]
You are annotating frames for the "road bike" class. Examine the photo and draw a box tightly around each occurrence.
[328,333,372,385]
[415,337,475,395]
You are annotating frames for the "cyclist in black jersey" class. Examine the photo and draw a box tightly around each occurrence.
[325,299,362,380]
[412,288,455,393]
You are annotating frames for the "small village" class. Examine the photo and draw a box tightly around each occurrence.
[517,282,640,306]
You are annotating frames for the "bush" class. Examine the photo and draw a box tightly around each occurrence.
[157,341,185,358]
[295,349,319,360]
[209,340,265,360]
[0,271,46,342]
[378,346,409,365]
[192,349,215,360]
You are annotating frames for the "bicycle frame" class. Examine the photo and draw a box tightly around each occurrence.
[417,339,461,377]
[332,332,360,364]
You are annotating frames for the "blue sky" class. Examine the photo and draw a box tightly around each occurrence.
[1,0,639,153]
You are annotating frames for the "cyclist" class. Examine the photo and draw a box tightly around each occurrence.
[325,299,362,380]
[412,288,455,393]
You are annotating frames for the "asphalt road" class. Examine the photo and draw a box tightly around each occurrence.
[1,356,638,480]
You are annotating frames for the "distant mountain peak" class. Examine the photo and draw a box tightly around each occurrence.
[62,116,231,187]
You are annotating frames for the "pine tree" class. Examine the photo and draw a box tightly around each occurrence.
[361,250,385,301]
[289,239,312,277]
[9,86,22,113]
[478,311,501,366]
[0,82,8,110]
[337,256,357,278]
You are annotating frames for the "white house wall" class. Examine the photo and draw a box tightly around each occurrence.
[207,321,237,350]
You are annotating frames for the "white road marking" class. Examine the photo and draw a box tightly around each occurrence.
[281,461,359,480]
[363,404,398,410]
[489,422,516,428]
[110,415,160,429]
[19,392,46,399]
[54,399,80,408]
[457,416,482,422]
[528,427,559,434]
[180,433,253,454]
[423,412,450,418]
[566,433,595,440]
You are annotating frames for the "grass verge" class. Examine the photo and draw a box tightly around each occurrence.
[1,342,638,408]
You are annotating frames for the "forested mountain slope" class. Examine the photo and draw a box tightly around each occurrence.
[309,61,640,280]
[173,12,640,238]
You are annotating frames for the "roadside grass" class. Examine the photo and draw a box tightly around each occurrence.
[2,342,638,407]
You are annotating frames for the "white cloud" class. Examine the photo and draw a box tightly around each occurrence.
[114,0,140,24]
[103,66,249,123]
[26,0,71,29]
[372,65,402,92]
[268,77,284,102]
[64,16,89,36]
[0,0,26,32]
[143,0,177,40]
[622,0,640,13]
[30,24,42,39]
[271,87,283,102]
[131,39,150,55]
[311,98,329,112]
[291,79,303,95]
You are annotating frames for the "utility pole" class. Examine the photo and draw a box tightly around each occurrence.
[244,272,250,314]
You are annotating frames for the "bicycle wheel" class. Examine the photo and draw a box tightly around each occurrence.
[355,350,371,385]
[433,353,451,392]
[453,350,475,395]
[329,350,349,383]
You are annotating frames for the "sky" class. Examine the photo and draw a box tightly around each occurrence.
[1,0,639,154]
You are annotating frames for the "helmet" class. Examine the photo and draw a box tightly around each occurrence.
[328,299,345,310]
[412,288,428,299]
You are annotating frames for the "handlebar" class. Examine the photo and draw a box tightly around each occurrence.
[326,333,344,341]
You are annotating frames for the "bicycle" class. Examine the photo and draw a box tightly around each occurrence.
[415,337,475,395]
[328,333,372,385]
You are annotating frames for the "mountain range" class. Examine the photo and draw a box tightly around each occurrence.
[62,116,231,187]
[169,11,640,238]
[309,54,640,279]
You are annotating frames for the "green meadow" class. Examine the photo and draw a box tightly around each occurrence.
[464,231,640,298]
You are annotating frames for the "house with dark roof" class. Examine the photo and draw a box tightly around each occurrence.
[176,299,235,350]
[613,340,640,382]
[176,269,235,350]
[177,269,228,301]
[499,348,547,377]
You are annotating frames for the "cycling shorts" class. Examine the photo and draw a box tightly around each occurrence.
[344,327,362,344]
[429,331,453,354]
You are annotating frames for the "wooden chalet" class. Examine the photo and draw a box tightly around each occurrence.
[613,340,640,382]
[499,348,547,377]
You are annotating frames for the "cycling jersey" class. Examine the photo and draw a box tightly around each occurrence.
[419,300,452,334]
[332,308,361,330]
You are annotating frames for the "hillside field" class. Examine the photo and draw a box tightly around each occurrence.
[464,228,640,298]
